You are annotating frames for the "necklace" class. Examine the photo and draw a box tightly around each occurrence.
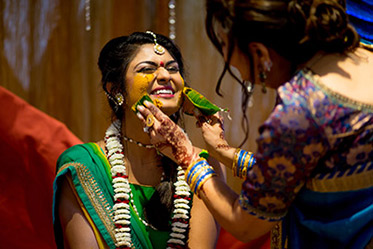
[105,120,191,249]
[122,135,155,149]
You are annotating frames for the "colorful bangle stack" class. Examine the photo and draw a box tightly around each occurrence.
[232,148,256,178]
[185,158,216,197]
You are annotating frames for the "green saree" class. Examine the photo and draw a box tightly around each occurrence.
[53,143,170,249]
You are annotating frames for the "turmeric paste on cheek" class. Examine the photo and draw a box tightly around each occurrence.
[128,74,154,106]
[177,76,185,108]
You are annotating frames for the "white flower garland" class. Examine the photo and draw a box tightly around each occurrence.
[105,120,191,249]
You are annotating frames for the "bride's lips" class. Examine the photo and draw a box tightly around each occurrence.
[150,86,175,98]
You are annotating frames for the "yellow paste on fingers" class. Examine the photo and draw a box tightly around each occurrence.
[153,99,163,108]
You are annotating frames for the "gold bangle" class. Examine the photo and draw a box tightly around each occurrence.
[242,151,252,178]
[241,152,255,178]
[196,170,217,198]
[247,152,255,167]
[184,158,203,183]
[241,165,248,179]
[232,148,241,177]
[190,165,210,189]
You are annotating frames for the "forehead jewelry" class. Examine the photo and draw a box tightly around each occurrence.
[146,30,165,55]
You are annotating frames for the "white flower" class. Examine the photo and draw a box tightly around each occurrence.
[106,121,191,248]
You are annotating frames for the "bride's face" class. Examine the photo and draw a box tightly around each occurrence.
[125,44,184,116]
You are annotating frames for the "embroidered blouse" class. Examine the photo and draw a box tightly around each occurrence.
[239,69,373,220]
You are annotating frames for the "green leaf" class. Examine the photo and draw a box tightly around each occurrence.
[183,87,228,116]
[131,93,154,114]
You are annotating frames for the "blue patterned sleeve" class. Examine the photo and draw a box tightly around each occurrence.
[239,84,329,221]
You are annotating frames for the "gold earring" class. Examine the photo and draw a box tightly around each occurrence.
[259,61,272,94]
[115,93,124,106]
[259,71,267,94]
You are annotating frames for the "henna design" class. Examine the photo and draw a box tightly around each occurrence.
[216,144,230,150]
[144,103,196,167]
[219,131,225,140]
[155,115,194,167]
[218,116,224,131]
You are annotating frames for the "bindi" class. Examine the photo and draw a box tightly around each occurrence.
[160,61,164,67]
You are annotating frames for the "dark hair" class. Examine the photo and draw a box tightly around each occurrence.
[205,0,360,145]
[98,32,185,120]
[97,32,185,230]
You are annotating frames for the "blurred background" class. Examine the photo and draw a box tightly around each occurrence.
[0,0,276,192]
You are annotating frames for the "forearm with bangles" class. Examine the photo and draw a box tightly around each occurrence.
[185,148,257,196]
[185,157,217,198]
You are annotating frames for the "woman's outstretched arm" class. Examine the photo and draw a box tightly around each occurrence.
[188,155,227,248]
[136,102,277,242]
[198,176,276,242]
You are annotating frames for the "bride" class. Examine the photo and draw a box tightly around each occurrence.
[53,31,224,249]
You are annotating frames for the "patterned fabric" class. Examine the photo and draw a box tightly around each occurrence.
[239,69,373,248]
[53,143,170,249]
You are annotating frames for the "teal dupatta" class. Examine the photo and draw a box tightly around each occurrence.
[53,143,161,249]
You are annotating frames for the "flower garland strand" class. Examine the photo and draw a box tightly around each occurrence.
[167,166,191,248]
[105,120,191,249]
[105,120,132,248]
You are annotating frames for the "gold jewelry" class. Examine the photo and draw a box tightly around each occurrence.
[232,148,240,177]
[146,31,165,55]
[259,60,272,94]
[115,93,124,106]
[190,165,210,189]
[146,114,155,127]
[232,149,255,178]
[196,170,216,197]
[259,71,267,94]
[185,158,217,198]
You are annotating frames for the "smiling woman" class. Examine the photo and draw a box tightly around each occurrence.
[52,32,223,249]
[126,43,185,116]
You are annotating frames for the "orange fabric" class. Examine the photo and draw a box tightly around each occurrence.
[0,86,82,249]
[216,227,271,249]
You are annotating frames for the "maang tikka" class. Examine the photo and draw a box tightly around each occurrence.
[146,31,165,55]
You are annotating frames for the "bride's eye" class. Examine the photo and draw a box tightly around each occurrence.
[138,67,157,74]
[166,66,179,73]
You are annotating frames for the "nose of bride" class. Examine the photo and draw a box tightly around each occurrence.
[156,67,171,84]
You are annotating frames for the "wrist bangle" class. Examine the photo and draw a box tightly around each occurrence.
[185,158,205,183]
[232,148,241,177]
[232,149,256,179]
[185,158,216,198]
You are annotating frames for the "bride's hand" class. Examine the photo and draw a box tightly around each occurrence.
[136,101,199,168]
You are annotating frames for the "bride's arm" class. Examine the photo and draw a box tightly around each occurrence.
[188,156,226,249]
[57,175,101,249]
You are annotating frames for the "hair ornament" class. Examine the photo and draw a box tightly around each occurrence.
[146,30,165,55]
